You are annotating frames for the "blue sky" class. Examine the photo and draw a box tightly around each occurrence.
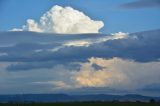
[0,0,160,33]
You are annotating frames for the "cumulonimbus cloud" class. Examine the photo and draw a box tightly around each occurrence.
[11,5,104,34]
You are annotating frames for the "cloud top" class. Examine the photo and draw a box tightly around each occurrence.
[12,5,104,34]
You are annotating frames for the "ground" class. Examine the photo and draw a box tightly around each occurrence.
[0,102,160,106]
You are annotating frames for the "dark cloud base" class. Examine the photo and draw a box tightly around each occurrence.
[0,29,160,71]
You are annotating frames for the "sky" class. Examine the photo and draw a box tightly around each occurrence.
[0,0,160,96]
[0,0,160,33]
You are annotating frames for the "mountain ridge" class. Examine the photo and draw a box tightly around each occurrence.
[0,94,160,103]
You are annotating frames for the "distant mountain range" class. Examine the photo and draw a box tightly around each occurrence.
[0,94,160,103]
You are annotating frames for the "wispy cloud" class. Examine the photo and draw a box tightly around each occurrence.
[121,0,160,9]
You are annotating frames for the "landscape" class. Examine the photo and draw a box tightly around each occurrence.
[0,0,160,105]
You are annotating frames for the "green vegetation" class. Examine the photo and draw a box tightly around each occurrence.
[0,102,160,106]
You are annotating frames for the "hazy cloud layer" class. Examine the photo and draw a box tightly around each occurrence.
[11,5,104,34]
[0,57,160,95]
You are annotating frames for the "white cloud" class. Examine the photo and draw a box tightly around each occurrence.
[11,5,104,34]
[111,32,129,39]
[45,32,129,52]
[72,57,160,90]
[64,40,91,47]
[73,57,127,88]
[73,62,110,87]
[24,19,42,32]
[94,32,129,43]
[10,28,23,31]
[60,32,128,47]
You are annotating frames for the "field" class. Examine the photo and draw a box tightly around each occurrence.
[0,102,160,106]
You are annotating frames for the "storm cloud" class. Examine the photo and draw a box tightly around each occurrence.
[0,29,160,71]
[0,29,160,95]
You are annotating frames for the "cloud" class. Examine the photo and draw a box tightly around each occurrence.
[11,5,104,34]
[0,63,75,94]
[0,53,8,56]
[10,28,23,31]
[64,40,91,47]
[73,57,160,90]
[6,61,80,71]
[63,32,128,47]
[121,0,160,9]
[73,63,110,87]
[0,31,129,63]
[73,57,125,87]
[33,81,71,90]
[24,19,42,32]
[0,29,160,95]
[0,29,160,72]
[0,57,160,95]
